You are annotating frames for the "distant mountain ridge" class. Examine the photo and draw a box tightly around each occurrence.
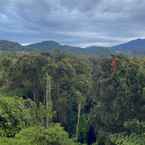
[0,40,113,56]
[0,39,145,56]
[0,40,24,51]
[113,38,145,56]
[26,40,113,56]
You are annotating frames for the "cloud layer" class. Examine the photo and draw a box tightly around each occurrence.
[0,0,145,46]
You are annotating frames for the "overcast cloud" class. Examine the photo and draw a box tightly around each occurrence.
[0,0,145,46]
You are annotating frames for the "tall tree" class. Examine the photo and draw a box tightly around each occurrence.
[45,74,52,128]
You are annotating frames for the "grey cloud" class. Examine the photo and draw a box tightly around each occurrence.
[0,0,145,46]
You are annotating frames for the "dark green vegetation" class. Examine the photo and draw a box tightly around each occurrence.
[0,52,145,145]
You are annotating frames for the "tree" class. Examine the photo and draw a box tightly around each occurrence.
[0,124,80,145]
[0,96,53,137]
[75,91,84,140]
[45,74,52,128]
[0,96,35,137]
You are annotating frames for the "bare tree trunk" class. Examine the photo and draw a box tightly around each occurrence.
[45,74,52,128]
[76,103,81,140]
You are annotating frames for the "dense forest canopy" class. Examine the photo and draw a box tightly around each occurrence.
[0,52,145,145]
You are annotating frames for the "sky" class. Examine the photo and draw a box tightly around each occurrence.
[0,0,145,47]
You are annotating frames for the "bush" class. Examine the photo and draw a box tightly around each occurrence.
[0,124,80,145]
[111,134,145,145]
[0,96,52,137]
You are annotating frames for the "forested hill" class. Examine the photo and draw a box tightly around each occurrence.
[0,40,113,56]
[1,39,145,56]
[0,53,145,145]
[26,41,113,56]
[113,38,145,56]
[0,40,25,51]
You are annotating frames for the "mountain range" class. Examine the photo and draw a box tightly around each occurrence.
[26,41,114,56]
[0,39,145,56]
[113,38,145,56]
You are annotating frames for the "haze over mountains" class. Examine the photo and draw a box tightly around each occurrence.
[0,38,145,56]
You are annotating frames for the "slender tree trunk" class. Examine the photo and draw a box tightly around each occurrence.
[33,90,37,104]
[76,102,81,140]
[45,74,52,128]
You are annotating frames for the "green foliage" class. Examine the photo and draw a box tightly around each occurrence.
[0,124,80,145]
[111,134,145,145]
[124,119,145,134]
[0,96,33,136]
[78,115,89,143]
[91,57,145,134]
[0,53,145,144]
[0,96,53,137]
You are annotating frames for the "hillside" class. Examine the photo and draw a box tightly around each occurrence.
[0,40,24,51]
[113,38,145,55]
[0,39,145,56]
[27,41,113,56]
[0,40,113,56]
